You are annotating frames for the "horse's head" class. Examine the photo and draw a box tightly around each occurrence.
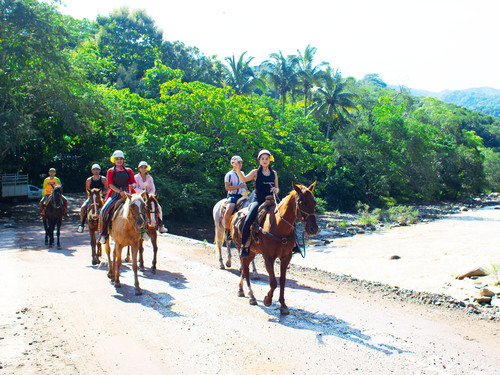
[293,181,318,236]
[142,191,159,228]
[87,188,103,219]
[52,185,63,207]
[125,193,146,231]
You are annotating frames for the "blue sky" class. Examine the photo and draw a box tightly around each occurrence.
[58,0,500,92]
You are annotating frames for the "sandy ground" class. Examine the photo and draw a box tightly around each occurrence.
[0,206,499,374]
[297,205,500,301]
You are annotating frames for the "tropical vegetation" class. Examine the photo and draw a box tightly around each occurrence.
[1,0,499,221]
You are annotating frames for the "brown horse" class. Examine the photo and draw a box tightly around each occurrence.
[231,182,318,315]
[104,192,147,295]
[87,188,104,265]
[138,192,160,273]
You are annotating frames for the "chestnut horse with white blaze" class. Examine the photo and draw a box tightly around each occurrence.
[87,188,104,265]
[231,182,318,315]
[104,192,147,295]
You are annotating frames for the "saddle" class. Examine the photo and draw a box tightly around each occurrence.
[232,196,276,249]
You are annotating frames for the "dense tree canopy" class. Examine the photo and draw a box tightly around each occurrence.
[2,0,499,220]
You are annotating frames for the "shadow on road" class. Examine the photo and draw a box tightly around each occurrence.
[112,284,182,318]
[264,306,412,356]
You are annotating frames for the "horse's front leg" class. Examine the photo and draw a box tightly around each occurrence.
[90,230,97,264]
[278,252,293,315]
[113,244,123,288]
[263,255,278,307]
[44,219,49,245]
[250,260,260,280]
[138,240,145,272]
[56,220,61,249]
[151,231,158,274]
[238,253,257,305]
[131,243,142,295]
[49,223,55,247]
[105,240,113,280]
[225,237,232,268]
[124,246,131,263]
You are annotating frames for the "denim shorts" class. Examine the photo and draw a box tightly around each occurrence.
[227,193,242,205]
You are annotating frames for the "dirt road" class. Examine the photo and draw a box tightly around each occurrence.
[1,217,499,374]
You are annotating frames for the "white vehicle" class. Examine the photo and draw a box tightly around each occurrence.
[1,173,43,202]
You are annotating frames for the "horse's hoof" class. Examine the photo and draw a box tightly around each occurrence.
[249,297,257,305]
[226,260,231,268]
[135,288,142,296]
[219,264,225,270]
[92,259,99,266]
[139,266,145,272]
[151,267,156,274]
[280,307,290,315]
[238,289,245,297]
[45,241,48,245]
[263,296,272,307]
[114,281,121,288]
[124,257,130,263]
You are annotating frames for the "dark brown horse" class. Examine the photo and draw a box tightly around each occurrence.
[138,192,160,273]
[87,188,104,265]
[43,186,64,248]
[231,182,318,315]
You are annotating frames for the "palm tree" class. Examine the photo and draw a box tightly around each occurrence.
[309,66,360,139]
[259,51,300,111]
[224,52,264,96]
[297,44,326,116]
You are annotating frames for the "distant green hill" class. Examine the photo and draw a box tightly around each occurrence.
[408,87,500,118]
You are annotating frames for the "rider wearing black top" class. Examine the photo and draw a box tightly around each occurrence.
[233,150,279,257]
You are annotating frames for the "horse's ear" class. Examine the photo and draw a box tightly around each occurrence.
[155,191,159,199]
[308,181,317,192]
[124,192,132,200]
[141,191,148,201]
[292,182,302,195]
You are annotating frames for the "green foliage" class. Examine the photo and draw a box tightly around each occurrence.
[1,0,498,222]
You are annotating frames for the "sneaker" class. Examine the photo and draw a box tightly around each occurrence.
[158,226,168,233]
[142,232,150,241]
[99,235,107,244]
[76,225,84,233]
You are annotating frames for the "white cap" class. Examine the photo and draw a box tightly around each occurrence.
[91,164,101,170]
[138,161,151,171]
[110,150,125,162]
[230,155,242,164]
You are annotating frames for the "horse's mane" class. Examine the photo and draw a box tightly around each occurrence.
[276,186,302,216]
[122,195,131,218]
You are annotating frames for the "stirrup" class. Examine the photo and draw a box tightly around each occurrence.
[240,247,250,258]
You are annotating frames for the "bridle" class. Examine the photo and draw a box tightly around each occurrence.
[88,192,102,222]
[126,197,147,234]
[146,195,157,227]
[274,189,316,230]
